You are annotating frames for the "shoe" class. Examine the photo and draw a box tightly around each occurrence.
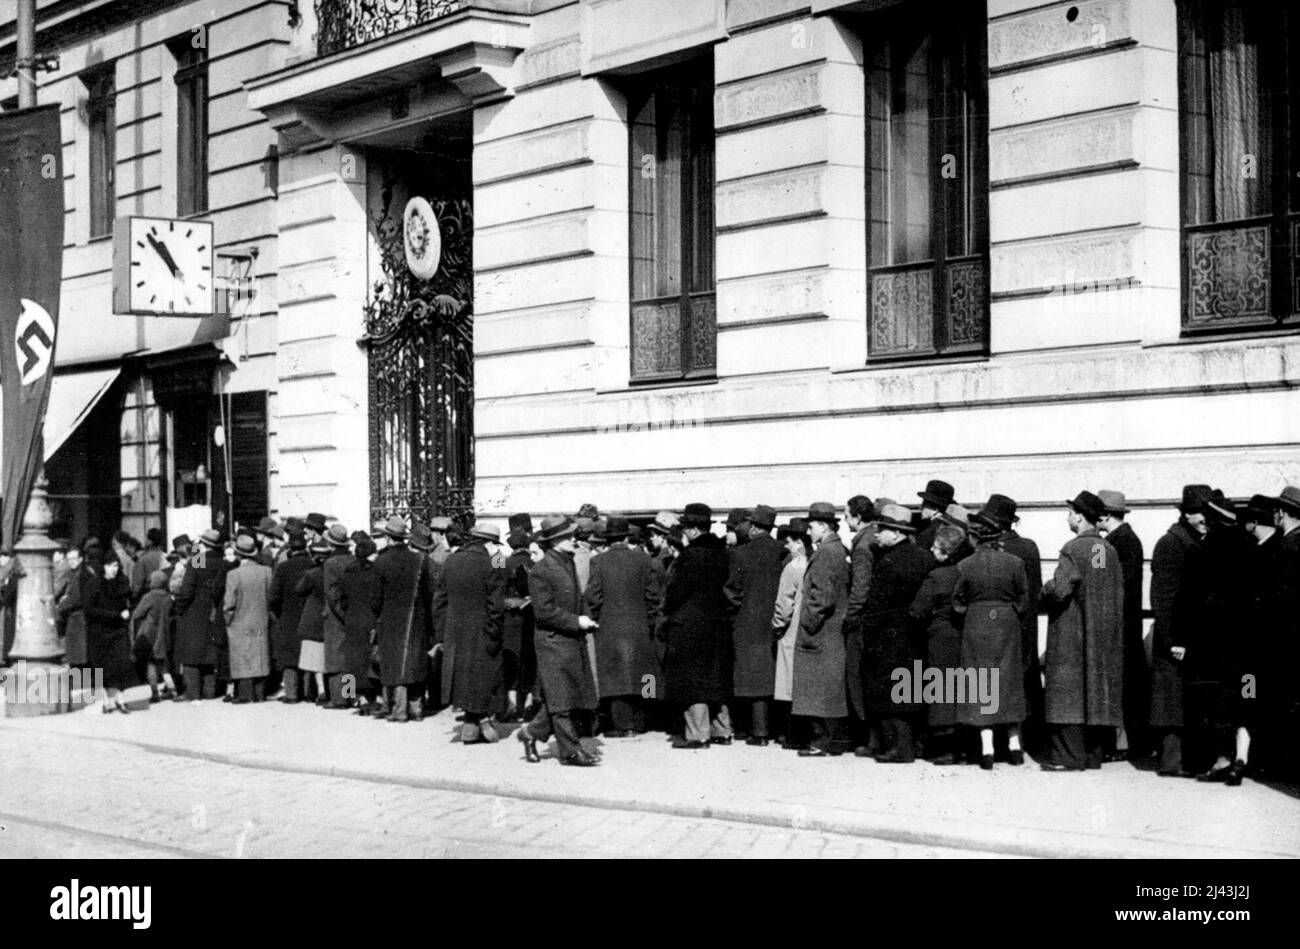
[173,693,191,702]
[278,696,300,704]
[1039,762,1083,772]
[853,746,875,758]
[784,742,810,752]
[1008,750,1025,766]
[222,694,234,703]
[1197,766,1233,783]
[671,739,709,750]
[479,719,500,743]
[798,747,842,757]
[602,729,631,739]
[1156,768,1195,778]
[980,754,994,771]
[709,736,733,746]
[315,695,330,707]
[516,728,542,763]
[1224,759,1247,787]
[560,751,599,767]
[873,750,915,764]
[745,737,771,747]
[325,701,351,710]
[929,752,958,765]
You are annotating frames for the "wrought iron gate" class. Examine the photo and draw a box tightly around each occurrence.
[364,151,474,527]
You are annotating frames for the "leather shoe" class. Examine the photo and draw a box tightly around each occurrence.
[709,736,733,746]
[1197,765,1233,783]
[1039,762,1083,772]
[798,746,841,757]
[672,739,709,750]
[560,751,599,767]
[979,754,994,771]
[602,729,631,739]
[745,736,771,747]
[1008,750,1025,766]
[1224,759,1247,787]
[517,728,542,763]
[1156,768,1195,778]
[873,750,915,764]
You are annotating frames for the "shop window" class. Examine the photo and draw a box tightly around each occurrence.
[1179,0,1299,332]
[119,378,162,543]
[628,56,716,383]
[865,1,989,361]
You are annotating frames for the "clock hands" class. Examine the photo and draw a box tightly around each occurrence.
[145,232,185,282]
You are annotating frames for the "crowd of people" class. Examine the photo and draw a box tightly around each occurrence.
[21,480,1300,779]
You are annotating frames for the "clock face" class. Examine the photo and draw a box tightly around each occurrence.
[124,217,214,315]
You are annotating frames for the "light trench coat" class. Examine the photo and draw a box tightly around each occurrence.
[771,552,807,702]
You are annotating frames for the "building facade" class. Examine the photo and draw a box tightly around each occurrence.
[2,0,1297,576]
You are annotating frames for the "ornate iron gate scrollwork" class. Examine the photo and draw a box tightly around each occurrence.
[363,153,474,527]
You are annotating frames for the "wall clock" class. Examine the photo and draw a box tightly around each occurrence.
[403,196,441,281]
[113,216,215,316]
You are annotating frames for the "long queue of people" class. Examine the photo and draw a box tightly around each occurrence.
[30,482,1300,779]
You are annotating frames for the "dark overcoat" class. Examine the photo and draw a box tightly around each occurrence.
[658,532,732,705]
[1148,521,1203,727]
[1041,528,1125,726]
[369,543,434,688]
[434,541,506,715]
[586,544,661,699]
[529,548,597,713]
[724,532,786,698]
[268,551,312,668]
[322,549,353,674]
[294,564,326,644]
[173,547,223,668]
[844,527,875,721]
[953,545,1029,726]
[502,548,534,657]
[85,571,135,690]
[338,557,378,684]
[862,539,934,715]
[792,532,850,718]
[57,563,95,666]
[1106,521,1147,730]
[1274,527,1300,724]
[909,561,961,727]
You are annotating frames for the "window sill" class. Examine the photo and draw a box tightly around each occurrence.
[599,376,719,395]
[831,353,990,375]
[1153,324,1300,348]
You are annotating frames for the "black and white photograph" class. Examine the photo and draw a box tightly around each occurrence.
[0,0,1296,897]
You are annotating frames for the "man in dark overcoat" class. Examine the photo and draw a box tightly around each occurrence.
[842,495,875,754]
[435,522,507,743]
[586,516,661,736]
[1098,490,1147,759]
[659,503,733,749]
[268,528,311,702]
[861,504,933,762]
[369,516,435,723]
[503,518,536,720]
[1039,491,1125,771]
[915,480,956,553]
[792,502,851,757]
[322,523,355,708]
[724,504,785,746]
[1271,486,1300,779]
[518,516,599,766]
[173,529,225,701]
[1148,484,1211,776]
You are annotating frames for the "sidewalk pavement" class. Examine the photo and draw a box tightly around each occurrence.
[2,700,1295,859]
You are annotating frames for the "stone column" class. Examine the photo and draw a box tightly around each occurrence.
[4,470,72,717]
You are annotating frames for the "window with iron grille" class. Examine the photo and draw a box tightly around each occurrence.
[1179,0,1299,333]
[83,64,115,240]
[864,2,989,361]
[171,35,209,217]
[627,57,716,383]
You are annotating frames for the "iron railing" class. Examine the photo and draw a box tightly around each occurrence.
[316,0,466,56]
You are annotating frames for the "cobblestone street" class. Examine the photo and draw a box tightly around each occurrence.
[0,727,1007,859]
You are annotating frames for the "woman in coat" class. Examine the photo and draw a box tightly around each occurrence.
[368,517,436,723]
[85,554,135,693]
[173,530,225,701]
[131,570,172,701]
[434,524,507,743]
[518,515,599,766]
[953,518,1031,769]
[658,503,733,748]
[909,524,965,764]
[792,503,851,756]
[339,536,380,712]
[321,524,355,708]
[269,529,312,703]
[586,517,661,736]
[724,505,786,745]
[772,519,809,747]
[294,541,330,704]
[223,534,274,703]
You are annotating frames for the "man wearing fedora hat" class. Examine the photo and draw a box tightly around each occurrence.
[1039,492,1125,771]
[792,502,853,757]
[1267,487,1300,778]
[860,504,933,762]
[1148,485,1212,776]
[322,523,357,709]
[434,521,507,743]
[268,528,312,703]
[369,516,436,723]
[586,516,662,737]
[842,495,876,754]
[916,480,957,552]
[427,517,454,566]
[222,534,273,703]
[173,529,225,701]
[502,516,536,721]
[253,517,287,569]
[518,515,600,766]
[1097,490,1148,760]
[659,503,734,749]
[724,504,785,746]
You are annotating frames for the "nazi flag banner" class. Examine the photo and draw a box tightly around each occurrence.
[0,104,64,549]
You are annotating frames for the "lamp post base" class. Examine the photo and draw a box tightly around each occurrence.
[1,660,79,717]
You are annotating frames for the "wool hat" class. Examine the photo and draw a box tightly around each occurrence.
[146,527,165,547]
[1097,490,1129,516]
[304,512,329,533]
[410,523,434,551]
[871,504,916,533]
[234,534,259,558]
[602,516,631,541]
[469,523,501,543]
[507,528,532,550]
[537,515,577,543]
[369,520,387,539]
[749,505,777,530]
[1242,494,1278,524]
[726,507,751,531]
[873,497,898,516]
[354,537,377,561]
[350,530,370,547]
[1178,484,1213,515]
[325,523,351,547]
[382,516,410,540]
[806,501,840,526]
[649,511,680,535]
[1205,489,1237,525]
[576,503,600,520]
[681,503,713,529]
[778,517,810,542]
[939,503,970,531]
[1274,485,1300,518]
[171,534,193,554]
[198,528,222,549]
[286,528,307,550]
[254,516,286,541]
[918,480,956,509]
[972,494,1017,532]
[508,513,534,534]
[1067,491,1106,523]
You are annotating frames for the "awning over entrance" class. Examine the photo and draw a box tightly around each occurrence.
[43,367,121,459]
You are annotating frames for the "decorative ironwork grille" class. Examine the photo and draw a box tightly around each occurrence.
[364,152,474,528]
[316,0,465,56]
